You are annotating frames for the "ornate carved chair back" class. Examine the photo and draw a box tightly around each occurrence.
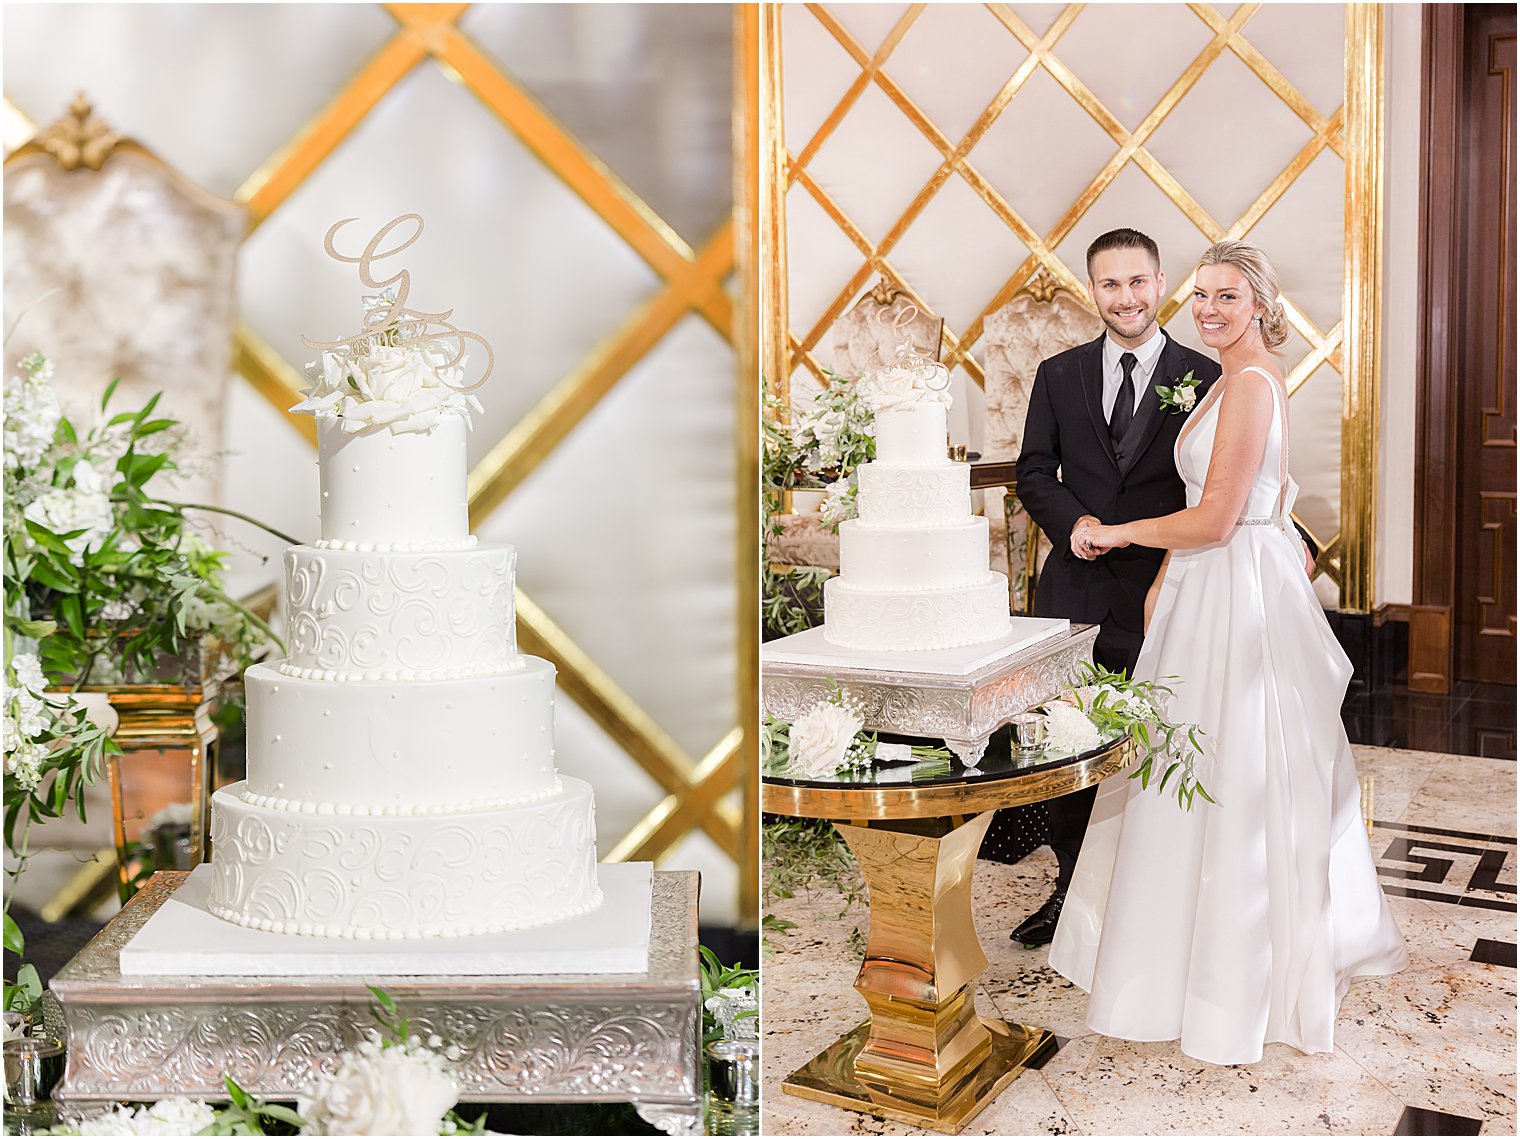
[4,94,245,508]
[980,270,1104,613]
[831,279,945,379]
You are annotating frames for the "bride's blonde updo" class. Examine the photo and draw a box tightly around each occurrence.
[1197,240,1289,352]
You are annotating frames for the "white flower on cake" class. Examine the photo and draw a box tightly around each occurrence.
[786,700,864,778]
[293,217,495,434]
[1040,701,1100,754]
[864,360,953,412]
[291,341,484,435]
[298,1033,458,1136]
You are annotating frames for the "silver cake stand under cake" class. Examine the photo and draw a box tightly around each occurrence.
[762,622,1099,763]
[48,871,704,1135]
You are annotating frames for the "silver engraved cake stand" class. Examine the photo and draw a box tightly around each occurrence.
[48,871,703,1135]
[762,623,1099,763]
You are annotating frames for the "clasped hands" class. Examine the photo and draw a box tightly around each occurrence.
[1070,514,1129,561]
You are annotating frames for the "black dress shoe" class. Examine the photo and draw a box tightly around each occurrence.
[1010,889,1066,947]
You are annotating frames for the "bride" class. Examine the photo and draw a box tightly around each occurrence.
[1047,240,1408,1065]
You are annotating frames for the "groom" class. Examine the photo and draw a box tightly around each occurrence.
[1010,228,1221,946]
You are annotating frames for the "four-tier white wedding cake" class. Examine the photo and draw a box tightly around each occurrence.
[208,222,602,939]
[823,352,1012,652]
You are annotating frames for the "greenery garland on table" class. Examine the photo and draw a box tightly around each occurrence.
[2,352,290,1020]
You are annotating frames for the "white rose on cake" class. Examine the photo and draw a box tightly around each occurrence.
[291,341,484,435]
[864,362,953,413]
[786,701,864,778]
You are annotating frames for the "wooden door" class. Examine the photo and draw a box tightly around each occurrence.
[1454,6,1516,684]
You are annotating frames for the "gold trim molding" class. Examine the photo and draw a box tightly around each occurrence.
[1342,3,1384,613]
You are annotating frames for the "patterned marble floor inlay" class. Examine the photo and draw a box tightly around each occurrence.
[1470,939,1517,968]
[1372,819,1516,912]
[1393,1105,1486,1135]
[761,746,1518,1135]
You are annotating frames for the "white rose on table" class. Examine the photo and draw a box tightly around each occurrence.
[1041,701,1100,754]
[298,1036,458,1136]
[786,701,864,778]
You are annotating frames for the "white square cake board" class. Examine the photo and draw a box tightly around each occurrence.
[119,862,653,977]
[761,616,1070,677]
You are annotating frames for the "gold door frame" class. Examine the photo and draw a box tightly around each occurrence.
[760,2,1384,612]
[7,3,759,922]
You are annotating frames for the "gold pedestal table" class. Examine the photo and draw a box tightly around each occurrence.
[763,734,1135,1134]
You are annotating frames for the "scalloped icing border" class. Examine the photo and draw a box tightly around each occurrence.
[275,655,527,683]
[312,536,478,553]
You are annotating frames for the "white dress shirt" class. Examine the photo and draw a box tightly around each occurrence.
[1101,327,1166,421]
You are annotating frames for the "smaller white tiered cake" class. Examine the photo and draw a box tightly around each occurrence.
[824,354,1012,652]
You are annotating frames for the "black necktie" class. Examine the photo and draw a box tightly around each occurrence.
[1109,351,1137,450]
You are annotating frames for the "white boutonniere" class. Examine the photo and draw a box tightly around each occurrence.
[1155,369,1200,414]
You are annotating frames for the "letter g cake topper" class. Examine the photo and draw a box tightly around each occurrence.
[301,213,494,392]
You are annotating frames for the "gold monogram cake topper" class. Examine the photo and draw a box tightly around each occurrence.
[301,213,494,392]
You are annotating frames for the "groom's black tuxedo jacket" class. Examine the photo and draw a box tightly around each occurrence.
[1015,331,1221,633]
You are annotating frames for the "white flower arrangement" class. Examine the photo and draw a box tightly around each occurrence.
[817,475,858,529]
[1044,662,1212,810]
[785,373,875,480]
[71,1097,218,1136]
[3,353,279,975]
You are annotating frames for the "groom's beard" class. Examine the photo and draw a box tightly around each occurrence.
[1098,309,1158,343]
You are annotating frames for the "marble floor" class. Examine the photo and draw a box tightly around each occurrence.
[761,746,1517,1137]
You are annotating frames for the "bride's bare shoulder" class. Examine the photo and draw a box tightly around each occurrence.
[1214,367,1277,424]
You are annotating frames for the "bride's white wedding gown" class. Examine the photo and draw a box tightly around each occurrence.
[1047,366,1408,1065]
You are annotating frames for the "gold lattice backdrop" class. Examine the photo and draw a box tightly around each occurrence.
[5,3,757,920]
[768,2,1382,610]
